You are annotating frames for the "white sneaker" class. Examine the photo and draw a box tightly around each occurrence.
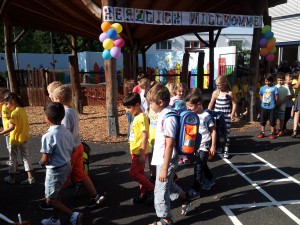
[41,217,61,225]
[224,151,229,159]
[70,212,83,225]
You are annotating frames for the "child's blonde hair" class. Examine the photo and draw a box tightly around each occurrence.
[52,85,73,105]
[175,83,187,97]
[139,78,150,89]
[216,76,231,91]
[146,83,170,106]
[47,81,63,93]
[165,82,176,97]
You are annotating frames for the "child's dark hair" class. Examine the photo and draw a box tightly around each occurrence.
[276,73,285,80]
[123,92,141,107]
[264,73,274,82]
[185,88,203,104]
[3,92,25,107]
[44,102,65,125]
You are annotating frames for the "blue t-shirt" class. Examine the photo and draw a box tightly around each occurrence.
[259,85,278,109]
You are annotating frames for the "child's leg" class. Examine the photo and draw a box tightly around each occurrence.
[293,111,300,131]
[148,151,156,181]
[283,107,292,131]
[270,108,276,134]
[8,145,18,175]
[130,154,154,196]
[19,141,34,179]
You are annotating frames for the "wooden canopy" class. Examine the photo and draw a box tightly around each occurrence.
[1,0,286,49]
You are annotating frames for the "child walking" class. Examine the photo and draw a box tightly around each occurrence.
[283,73,294,133]
[0,92,35,184]
[208,75,236,158]
[185,88,217,200]
[40,102,83,225]
[123,92,154,204]
[257,73,278,139]
[147,83,189,225]
[53,85,105,208]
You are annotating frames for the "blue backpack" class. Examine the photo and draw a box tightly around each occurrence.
[172,99,187,114]
[203,109,228,149]
[164,110,201,155]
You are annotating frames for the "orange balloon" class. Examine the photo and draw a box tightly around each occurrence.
[267,42,275,50]
[101,22,111,32]
[260,48,269,56]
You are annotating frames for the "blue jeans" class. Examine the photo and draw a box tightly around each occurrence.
[192,149,213,191]
[125,111,134,138]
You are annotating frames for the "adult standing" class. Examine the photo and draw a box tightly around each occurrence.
[292,71,300,138]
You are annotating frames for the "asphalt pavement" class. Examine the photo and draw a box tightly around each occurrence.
[0,123,300,225]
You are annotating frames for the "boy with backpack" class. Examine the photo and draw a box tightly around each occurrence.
[185,88,217,200]
[123,92,154,204]
[147,83,189,225]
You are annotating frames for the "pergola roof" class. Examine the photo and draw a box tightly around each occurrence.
[1,0,287,48]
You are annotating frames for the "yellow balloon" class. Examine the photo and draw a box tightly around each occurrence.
[103,39,114,50]
[111,23,123,33]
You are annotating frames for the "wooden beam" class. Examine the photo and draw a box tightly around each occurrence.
[214,28,222,46]
[0,0,8,21]
[209,30,215,91]
[12,29,27,45]
[194,32,209,47]
[123,23,134,47]
[145,44,152,52]
[81,0,102,19]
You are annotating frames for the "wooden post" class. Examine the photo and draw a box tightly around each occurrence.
[209,30,215,91]
[105,58,119,136]
[4,20,19,94]
[141,46,146,75]
[123,52,131,95]
[40,68,48,97]
[197,51,205,90]
[181,52,190,85]
[132,45,138,84]
[71,35,83,113]
[102,0,119,137]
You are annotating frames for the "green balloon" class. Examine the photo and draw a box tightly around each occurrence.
[262,25,271,34]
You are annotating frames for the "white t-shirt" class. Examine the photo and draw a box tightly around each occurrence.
[276,84,291,111]
[151,106,178,166]
[198,111,214,150]
[140,89,149,114]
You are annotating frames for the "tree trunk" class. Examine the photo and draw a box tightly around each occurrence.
[4,20,19,94]
[71,35,83,113]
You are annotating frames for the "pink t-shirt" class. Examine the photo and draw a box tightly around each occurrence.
[132,85,142,94]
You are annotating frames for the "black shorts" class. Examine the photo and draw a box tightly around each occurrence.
[260,107,276,127]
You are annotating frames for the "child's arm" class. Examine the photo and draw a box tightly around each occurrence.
[0,122,15,135]
[209,126,217,157]
[228,91,236,121]
[139,130,148,163]
[40,153,50,166]
[159,136,173,182]
[208,91,217,110]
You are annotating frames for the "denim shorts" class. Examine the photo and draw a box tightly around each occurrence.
[45,162,71,199]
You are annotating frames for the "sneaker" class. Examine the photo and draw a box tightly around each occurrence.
[277,130,284,137]
[145,191,154,205]
[21,177,35,185]
[224,151,229,159]
[257,132,265,138]
[256,114,261,120]
[41,217,61,225]
[181,200,190,216]
[202,179,215,190]
[87,194,105,208]
[187,188,200,201]
[269,133,276,139]
[39,201,53,211]
[70,212,83,225]
[3,176,15,184]
[132,194,147,204]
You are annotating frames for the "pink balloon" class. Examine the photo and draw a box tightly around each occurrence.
[266,53,275,62]
[114,37,125,48]
[110,47,121,58]
[99,32,107,43]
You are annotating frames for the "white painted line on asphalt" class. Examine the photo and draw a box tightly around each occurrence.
[254,178,291,184]
[235,164,268,168]
[251,153,300,186]
[222,156,300,224]
[221,205,243,225]
[225,200,300,209]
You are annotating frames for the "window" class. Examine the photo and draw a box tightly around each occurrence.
[229,40,243,51]
[156,40,172,50]
[185,41,200,49]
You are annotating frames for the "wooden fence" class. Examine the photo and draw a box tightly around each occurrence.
[2,69,124,107]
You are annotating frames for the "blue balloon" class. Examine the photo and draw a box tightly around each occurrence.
[107,28,117,39]
[264,31,274,40]
[102,49,112,60]
[259,38,267,47]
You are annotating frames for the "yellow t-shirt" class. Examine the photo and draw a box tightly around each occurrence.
[241,83,249,98]
[292,79,299,102]
[232,84,240,102]
[148,108,158,147]
[2,104,12,130]
[129,112,149,155]
[9,107,30,146]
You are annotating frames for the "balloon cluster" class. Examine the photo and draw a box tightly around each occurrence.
[99,22,125,60]
[259,25,276,62]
